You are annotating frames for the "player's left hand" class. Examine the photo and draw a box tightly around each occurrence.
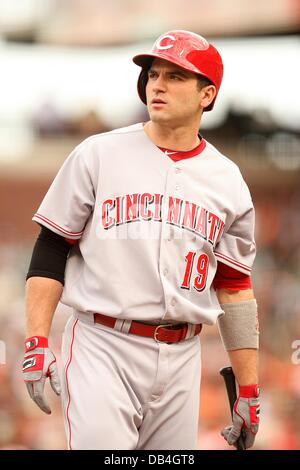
[221,384,260,449]
[22,336,61,414]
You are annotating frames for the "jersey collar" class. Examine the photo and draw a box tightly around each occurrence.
[158,138,206,162]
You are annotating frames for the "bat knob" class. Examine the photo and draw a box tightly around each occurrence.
[219,366,233,377]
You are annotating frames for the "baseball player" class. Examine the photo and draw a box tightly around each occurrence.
[22,30,260,450]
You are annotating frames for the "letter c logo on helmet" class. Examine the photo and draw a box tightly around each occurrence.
[132,30,223,112]
[155,34,176,50]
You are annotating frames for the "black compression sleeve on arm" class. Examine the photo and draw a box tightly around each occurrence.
[26,226,72,285]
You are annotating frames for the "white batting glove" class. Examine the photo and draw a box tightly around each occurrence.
[221,384,260,449]
[22,336,61,414]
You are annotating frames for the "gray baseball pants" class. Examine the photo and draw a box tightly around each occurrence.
[60,312,201,450]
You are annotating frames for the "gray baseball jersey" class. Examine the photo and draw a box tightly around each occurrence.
[33,122,255,325]
[33,122,256,449]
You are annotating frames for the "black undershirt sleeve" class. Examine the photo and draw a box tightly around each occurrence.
[26,226,72,285]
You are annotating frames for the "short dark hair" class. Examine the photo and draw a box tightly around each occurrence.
[197,75,213,91]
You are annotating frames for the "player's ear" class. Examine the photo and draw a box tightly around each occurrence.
[199,85,217,109]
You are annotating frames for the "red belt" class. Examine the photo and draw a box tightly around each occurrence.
[94,313,202,343]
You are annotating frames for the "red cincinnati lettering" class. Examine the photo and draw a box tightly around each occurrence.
[153,193,163,221]
[167,197,182,226]
[182,201,197,231]
[124,193,139,222]
[140,193,153,220]
[208,212,220,244]
[115,196,123,225]
[102,198,115,229]
[194,207,207,238]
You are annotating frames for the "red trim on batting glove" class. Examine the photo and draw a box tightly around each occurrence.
[250,403,260,426]
[239,384,260,398]
[23,353,45,374]
[25,336,48,351]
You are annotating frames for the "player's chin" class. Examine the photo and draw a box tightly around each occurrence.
[148,109,172,123]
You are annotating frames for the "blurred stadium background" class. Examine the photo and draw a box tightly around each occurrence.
[0,0,300,450]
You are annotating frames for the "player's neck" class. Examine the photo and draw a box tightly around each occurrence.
[143,121,201,152]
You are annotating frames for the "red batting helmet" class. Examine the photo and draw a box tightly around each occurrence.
[132,30,223,111]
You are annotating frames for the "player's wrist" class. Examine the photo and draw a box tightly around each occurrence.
[24,335,49,352]
[238,384,259,398]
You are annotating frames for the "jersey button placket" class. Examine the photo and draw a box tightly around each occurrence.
[174,165,182,194]
[159,167,181,315]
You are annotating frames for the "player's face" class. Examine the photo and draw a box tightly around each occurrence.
[145,58,208,126]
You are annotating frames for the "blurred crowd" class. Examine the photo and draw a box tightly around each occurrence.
[31,100,111,139]
[0,114,300,450]
[31,100,300,174]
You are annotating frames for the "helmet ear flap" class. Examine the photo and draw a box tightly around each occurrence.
[137,69,149,105]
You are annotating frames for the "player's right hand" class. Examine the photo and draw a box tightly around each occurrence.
[22,336,61,414]
[221,384,260,449]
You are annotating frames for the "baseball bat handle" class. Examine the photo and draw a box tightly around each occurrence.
[220,366,245,451]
